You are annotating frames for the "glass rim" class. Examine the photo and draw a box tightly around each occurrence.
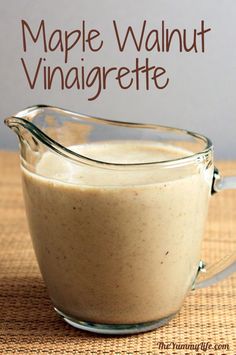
[5,104,213,169]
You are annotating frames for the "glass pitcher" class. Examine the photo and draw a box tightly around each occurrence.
[4,105,236,335]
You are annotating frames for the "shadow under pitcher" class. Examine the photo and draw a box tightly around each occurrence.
[5,105,236,335]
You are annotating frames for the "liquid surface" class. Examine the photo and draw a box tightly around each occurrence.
[69,141,190,163]
[35,142,200,186]
[22,142,212,324]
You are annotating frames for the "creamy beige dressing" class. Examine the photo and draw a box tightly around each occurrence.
[22,142,212,324]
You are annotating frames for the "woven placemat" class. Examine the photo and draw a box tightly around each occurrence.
[0,151,235,355]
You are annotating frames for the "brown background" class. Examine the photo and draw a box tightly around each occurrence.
[0,151,235,354]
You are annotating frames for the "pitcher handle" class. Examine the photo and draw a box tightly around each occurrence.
[194,168,236,289]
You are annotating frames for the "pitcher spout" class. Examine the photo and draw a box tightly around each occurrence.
[4,105,121,170]
[4,116,33,137]
[5,114,44,147]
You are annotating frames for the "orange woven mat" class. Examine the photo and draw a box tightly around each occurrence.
[0,151,235,355]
